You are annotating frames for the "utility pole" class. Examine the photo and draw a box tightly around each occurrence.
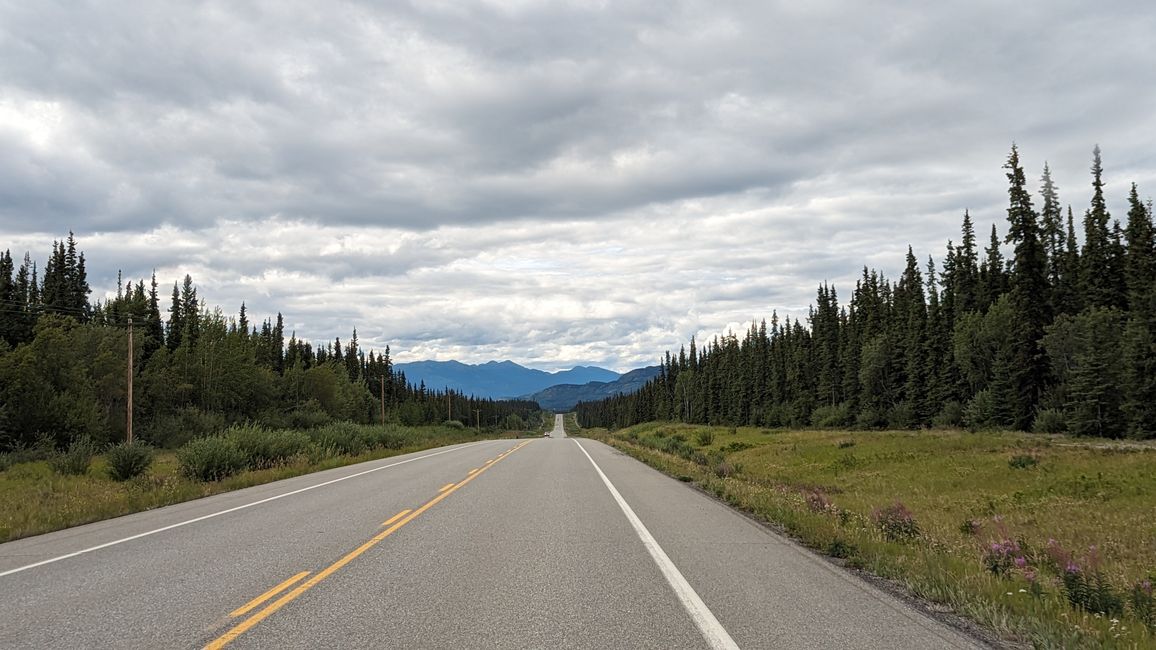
[446,391,451,421]
[474,409,481,432]
[126,317,133,444]
[380,375,386,426]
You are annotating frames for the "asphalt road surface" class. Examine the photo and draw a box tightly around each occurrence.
[0,415,986,649]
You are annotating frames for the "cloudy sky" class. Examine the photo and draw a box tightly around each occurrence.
[2,1,1155,372]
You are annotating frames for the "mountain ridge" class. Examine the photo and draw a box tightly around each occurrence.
[393,359,621,400]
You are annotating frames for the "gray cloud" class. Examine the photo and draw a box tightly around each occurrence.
[2,1,1155,371]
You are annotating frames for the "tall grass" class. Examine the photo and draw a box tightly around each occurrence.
[590,423,1156,649]
[0,422,503,543]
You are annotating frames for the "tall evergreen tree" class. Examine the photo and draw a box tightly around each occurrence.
[1003,145,1050,428]
[1081,146,1126,309]
[978,224,1007,311]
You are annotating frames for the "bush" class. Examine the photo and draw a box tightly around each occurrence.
[226,424,310,469]
[694,429,714,446]
[0,436,57,471]
[1008,454,1039,470]
[308,422,373,456]
[442,420,465,430]
[887,402,917,430]
[963,389,1000,431]
[288,401,332,429]
[812,403,852,429]
[145,407,227,448]
[178,436,248,481]
[105,441,154,481]
[871,501,920,541]
[827,538,856,559]
[855,407,888,429]
[1032,408,1067,434]
[50,436,98,476]
[932,401,964,428]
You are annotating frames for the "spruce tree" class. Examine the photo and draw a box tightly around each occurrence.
[1081,146,1126,309]
[955,211,980,313]
[1039,164,1065,308]
[978,224,1007,311]
[1003,145,1050,429]
[167,282,183,351]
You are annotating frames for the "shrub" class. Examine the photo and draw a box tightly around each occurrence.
[145,407,227,448]
[694,429,714,446]
[105,441,154,481]
[827,538,856,559]
[887,402,917,430]
[308,422,372,456]
[871,501,920,541]
[227,424,310,469]
[932,401,964,428]
[836,439,856,449]
[50,436,98,476]
[1008,454,1039,470]
[855,407,887,429]
[1032,408,1067,434]
[442,420,465,430]
[178,436,248,481]
[365,425,409,450]
[721,441,753,453]
[288,401,332,429]
[963,390,1000,431]
[812,403,852,429]
[0,436,56,471]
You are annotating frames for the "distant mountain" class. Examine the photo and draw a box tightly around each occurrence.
[525,366,662,412]
[393,360,620,399]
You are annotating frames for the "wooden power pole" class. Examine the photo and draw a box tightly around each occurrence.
[126,317,133,444]
[380,376,386,426]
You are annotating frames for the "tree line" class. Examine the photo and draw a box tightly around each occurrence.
[0,242,538,451]
[578,146,1156,439]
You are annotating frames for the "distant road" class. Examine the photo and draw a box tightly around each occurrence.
[0,416,984,648]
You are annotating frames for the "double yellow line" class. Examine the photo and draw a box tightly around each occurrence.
[205,440,531,649]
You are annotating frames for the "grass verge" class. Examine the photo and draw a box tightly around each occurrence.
[583,422,1156,649]
[0,423,522,544]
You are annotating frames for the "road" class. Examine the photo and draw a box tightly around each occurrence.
[0,416,986,649]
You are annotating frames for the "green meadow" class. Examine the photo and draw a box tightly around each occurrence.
[587,422,1156,649]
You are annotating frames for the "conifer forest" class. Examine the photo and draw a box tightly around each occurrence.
[579,146,1156,439]
[0,236,538,451]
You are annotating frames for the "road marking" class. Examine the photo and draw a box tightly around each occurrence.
[381,510,412,527]
[0,441,494,579]
[438,482,456,492]
[206,440,533,649]
[467,468,478,475]
[230,572,310,618]
[573,440,740,650]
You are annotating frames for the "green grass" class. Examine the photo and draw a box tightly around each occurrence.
[585,422,1156,649]
[562,412,581,436]
[0,424,520,543]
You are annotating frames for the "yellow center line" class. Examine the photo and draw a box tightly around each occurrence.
[380,509,412,528]
[205,441,532,650]
[438,482,455,493]
[467,468,479,475]
[229,571,311,618]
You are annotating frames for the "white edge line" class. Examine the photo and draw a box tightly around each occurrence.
[573,439,740,650]
[0,440,500,578]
